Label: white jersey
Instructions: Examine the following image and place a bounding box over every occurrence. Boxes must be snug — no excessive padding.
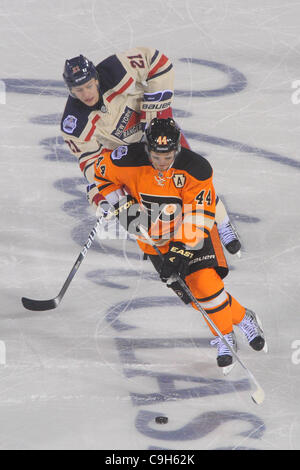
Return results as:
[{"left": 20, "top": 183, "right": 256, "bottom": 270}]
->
[{"left": 60, "top": 47, "right": 174, "bottom": 183}]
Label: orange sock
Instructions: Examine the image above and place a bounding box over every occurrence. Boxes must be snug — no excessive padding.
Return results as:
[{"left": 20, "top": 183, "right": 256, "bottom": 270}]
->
[
  {"left": 185, "top": 268, "right": 245, "bottom": 336},
  {"left": 227, "top": 293, "right": 246, "bottom": 324}
]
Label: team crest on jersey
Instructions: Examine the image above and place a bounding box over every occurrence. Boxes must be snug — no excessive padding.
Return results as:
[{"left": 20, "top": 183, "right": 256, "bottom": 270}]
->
[
  {"left": 112, "top": 106, "right": 143, "bottom": 141},
  {"left": 173, "top": 174, "right": 186, "bottom": 188},
  {"left": 140, "top": 193, "right": 182, "bottom": 224},
  {"left": 63, "top": 115, "right": 77, "bottom": 134}
]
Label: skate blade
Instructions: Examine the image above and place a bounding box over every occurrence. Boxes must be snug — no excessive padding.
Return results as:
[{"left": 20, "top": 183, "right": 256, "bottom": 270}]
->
[
  {"left": 236, "top": 250, "right": 242, "bottom": 258},
  {"left": 222, "top": 362, "right": 237, "bottom": 376}
]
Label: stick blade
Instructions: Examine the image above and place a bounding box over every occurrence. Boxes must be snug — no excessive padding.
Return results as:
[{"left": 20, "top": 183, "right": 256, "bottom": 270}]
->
[
  {"left": 251, "top": 387, "right": 265, "bottom": 405},
  {"left": 21, "top": 296, "right": 60, "bottom": 311}
]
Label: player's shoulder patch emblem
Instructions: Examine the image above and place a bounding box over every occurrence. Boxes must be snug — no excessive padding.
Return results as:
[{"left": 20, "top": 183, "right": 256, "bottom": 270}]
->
[
  {"left": 111, "top": 145, "right": 129, "bottom": 160},
  {"left": 63, "top": 115, "right": 77, "bottom": 134},
  {"left": 173, "top": 174, "right": 186, "bottom": 188}
]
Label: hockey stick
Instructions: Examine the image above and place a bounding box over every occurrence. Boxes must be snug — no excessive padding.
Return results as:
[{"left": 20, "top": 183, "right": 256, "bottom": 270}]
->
[
  {"left": 138, "top": 226, "right": 265, "bottom": 405},
  {"left": 21, "top": 217, "right": 104, "bottom": 311}
]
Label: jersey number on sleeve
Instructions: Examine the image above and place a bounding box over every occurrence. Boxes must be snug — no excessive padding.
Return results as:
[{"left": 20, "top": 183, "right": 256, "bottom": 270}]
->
[
  {"left": 127, "top": 54, "right": 145, "bottom": 69},
  {"left": 96, "top": 156, "right": 106, "bottom": 177},
  {"left": 196, "top": 189, "right": 212, "bottom": 205}
]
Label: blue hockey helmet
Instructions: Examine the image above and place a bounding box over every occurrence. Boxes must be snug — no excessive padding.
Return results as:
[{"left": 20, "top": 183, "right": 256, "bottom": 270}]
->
[{"left": 63, "top": 55, "right": 99, "bottom": 92}]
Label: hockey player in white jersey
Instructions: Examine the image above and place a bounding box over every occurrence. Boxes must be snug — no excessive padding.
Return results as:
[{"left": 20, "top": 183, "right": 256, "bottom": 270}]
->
[{"left": 61, "top": 47, "right": 241, "bottom": 254}]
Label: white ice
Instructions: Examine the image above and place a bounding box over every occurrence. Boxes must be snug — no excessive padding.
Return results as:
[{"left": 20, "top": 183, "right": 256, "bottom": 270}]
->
[{"left": 1, "top": 0, "right": 300, "bottom": 450}]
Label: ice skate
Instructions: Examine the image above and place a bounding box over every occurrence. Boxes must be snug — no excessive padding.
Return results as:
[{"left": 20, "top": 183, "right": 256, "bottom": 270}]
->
[
  {"left": 237, "top": 309, "right": 268, "bottom": 352},
  {"left": 211, "top": 331, "right": 237, "bottom": 375},
  {"left": 218, "top": 220, "right": 241, "bottom": 256}
]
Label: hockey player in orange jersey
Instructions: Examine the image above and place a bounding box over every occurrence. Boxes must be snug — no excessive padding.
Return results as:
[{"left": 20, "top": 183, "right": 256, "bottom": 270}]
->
[
  {"left": 93, "top": 118, "right": 266, "bottom": 369},
  {"left": 61, "top": 47, "right": 241, "bottom": 255}
]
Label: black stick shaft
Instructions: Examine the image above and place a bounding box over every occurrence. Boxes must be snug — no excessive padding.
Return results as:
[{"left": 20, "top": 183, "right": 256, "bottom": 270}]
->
[
  {"left": 57, "top": 217, "right": 103, "bottom": 298},
  {"left": 21, "top": 217, "right": 103, "bottom": 311}
]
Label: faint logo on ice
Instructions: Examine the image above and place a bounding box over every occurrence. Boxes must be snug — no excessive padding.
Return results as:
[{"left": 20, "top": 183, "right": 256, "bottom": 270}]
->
[
  {"left": 291, "top": 81, "right": 300, "bottom": 104},
  {"left": 0, "top": 80, "right": 6, "bottom": 104},
  {"left": 291, "top": 340, "right": 300, "bottom": 365},
  {"left": 0, "top": 341, "right": 6, "bottom": 365}
]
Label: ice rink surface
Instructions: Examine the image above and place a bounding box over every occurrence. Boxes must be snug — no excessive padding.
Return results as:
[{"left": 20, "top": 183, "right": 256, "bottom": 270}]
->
[{"left": 1, "top": 0, "right": 300, "bottom": 450}]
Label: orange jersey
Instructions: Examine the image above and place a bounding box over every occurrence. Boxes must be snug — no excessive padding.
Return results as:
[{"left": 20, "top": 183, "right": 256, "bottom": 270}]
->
[{"left": 94, "top": 143, "right": 216, "bottom": 255}]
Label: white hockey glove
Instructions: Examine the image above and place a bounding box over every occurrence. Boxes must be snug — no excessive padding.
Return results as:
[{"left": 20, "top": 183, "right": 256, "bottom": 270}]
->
[{"left": 140, "top": 90, "right": 173, "bottom": 124}]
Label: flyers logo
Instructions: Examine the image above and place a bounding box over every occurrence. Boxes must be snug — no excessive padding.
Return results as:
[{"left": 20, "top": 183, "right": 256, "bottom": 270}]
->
[{"left": 140, "top": 193, "right": 182, "bottom": 223}]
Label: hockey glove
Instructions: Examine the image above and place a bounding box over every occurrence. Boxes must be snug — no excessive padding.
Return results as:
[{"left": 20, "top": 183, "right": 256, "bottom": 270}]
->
[
  {"left": 108, "top": 195, "right": 141, "bottom": 235},
  {"left": 160, "top": 242, "right": 194, "bottom": 282},
  {"left": 86, "top": 183, "right": 105, "bottom": 209},
  {"left": 140, "top": 90, "right": 174, "bottom": 124}
]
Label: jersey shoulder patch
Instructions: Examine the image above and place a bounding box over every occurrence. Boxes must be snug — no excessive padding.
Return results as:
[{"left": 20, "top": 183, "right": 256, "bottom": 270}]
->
[
  {"left": 97, "top": 55, "right": 127, "bottom": 95},
  {"left": 110, "top": 143, "right": 150, "bottom": 167},
  {"left": 60, "top": 96, "right": 93, "bottom": 137},
  {"left": 174, "top": 148, "right": 213, "bottom": 181},
  {"left": 111, "top": 145, "right": 129, "bottom": 161},
  {"left": 62, "top": 114, "right": 77, "bottom": 134}
]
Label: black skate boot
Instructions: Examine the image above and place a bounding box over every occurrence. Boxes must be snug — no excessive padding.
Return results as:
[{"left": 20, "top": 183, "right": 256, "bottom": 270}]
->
[
  {"left": 218, "top": 220, "right": 241, "bottom": 255},
  {"left": 210, "top": 331, "right": 237, "bottom": 374},
  {"left": 237, "top": 309, "right": 267, "bottom": 352}
]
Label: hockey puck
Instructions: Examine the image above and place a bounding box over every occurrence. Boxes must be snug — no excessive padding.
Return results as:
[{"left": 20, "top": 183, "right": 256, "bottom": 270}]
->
[{"left": 155, "top": 416, "right": 168, "bottom": 424}]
